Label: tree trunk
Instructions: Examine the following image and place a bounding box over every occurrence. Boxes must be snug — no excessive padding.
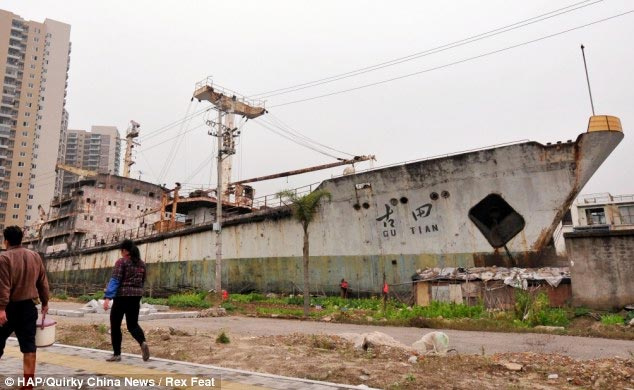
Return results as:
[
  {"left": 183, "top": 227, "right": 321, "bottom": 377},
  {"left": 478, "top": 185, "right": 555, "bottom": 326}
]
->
[{"left": 303, "top": 223, "right": 310, "bottom": 317}]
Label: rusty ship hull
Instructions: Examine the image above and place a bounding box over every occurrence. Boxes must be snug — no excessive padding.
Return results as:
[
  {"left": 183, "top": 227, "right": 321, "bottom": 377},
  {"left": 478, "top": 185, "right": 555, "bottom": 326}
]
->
[{"left": 42, "top": 117, "right": 623, "bottom": 295}]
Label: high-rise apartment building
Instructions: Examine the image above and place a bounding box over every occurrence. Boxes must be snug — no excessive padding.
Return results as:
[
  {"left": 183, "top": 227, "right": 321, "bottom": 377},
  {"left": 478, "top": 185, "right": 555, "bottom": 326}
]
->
[
  {"left": 0, "top": 9, "right": 71, "bottom": 229},
  {"left": 62, "top": 126, "right": 121, "bottom": 188}
]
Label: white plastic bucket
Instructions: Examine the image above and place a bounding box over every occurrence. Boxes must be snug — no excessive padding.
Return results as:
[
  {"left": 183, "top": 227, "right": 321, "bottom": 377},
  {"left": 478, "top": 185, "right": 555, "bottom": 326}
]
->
[{"left": 35, "top": 315, "right": 56, "bottom": 347}]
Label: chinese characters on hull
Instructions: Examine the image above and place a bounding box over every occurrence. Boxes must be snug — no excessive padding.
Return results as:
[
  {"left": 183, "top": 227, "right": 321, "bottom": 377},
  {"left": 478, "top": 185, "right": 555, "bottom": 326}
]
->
[{"left": 376, "top": 202, "right": 439, "bottom": 238}]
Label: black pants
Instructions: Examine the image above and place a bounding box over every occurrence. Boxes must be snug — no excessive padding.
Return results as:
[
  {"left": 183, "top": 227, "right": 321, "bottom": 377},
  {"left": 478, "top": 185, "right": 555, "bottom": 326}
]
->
[
  {"left": 110, "top": 296, "right": 145, "bottom": 355},
  {"left": 0, "top": 299, "right": 38, "bottom": 358}
]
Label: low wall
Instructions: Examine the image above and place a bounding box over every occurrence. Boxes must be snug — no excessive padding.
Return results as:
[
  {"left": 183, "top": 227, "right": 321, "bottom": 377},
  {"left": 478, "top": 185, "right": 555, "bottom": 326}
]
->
[{"left": 565, "top": 229, "right": 634, "bottom": 310}]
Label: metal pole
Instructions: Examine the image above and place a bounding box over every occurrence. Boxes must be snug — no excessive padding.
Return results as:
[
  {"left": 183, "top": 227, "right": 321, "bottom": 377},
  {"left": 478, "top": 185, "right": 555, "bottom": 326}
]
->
[
  {"left": 580, "top": 44, "right": 596, "bottom": 116},
  {"left": 215, "top": 109, "right": 223, "bottom": 301}
]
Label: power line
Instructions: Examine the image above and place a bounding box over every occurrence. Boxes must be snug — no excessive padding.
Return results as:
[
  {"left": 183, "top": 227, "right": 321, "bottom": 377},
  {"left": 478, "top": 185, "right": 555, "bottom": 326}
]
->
[
  {"left": 252, "top": 0, "right": 602, "bottom": 99},
  {"left": 138, "top": 106, "right": 209, "bottom": 142},
  {"left": 253, "top": 119, "right": 347, "bottom": 160},
  {"left": 141, "top": 123, "right": 207, "bottom": 152},
  {"left": 158, "top": 101, "right": 196, "bottom": 182},
  {"left": 265, "top": 113, "right": 356, "bottom": 158},
  {"left": 271, "top": 10, "right": 633, "bottom": 108}
]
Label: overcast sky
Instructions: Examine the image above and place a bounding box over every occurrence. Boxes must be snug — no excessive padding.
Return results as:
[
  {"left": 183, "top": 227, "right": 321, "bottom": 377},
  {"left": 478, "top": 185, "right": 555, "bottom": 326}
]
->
[{"left": 5, "top": 0, "right": 634, "bottom": 199}]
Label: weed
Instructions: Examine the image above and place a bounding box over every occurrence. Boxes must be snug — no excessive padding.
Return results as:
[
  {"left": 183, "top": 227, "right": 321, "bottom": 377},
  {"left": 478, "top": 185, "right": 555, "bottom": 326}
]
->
[
  {"left": 221, "top": 301, "right": 237, "bottom": 312},
  {"left": 97, "top": 324, "right": 107, "bottom": 334},
  {"left": 77, "top": 291, "right": 105, "bottom": 303},
  {"left": 54, "top": 292, "right": 68, "bottom": 300},
  {"left": 310, "top": 335, "right": 337, "bottom": 350},
  {"left": 216, "top": 331, "right": 230, "bottom": 344},
  {"left": 600, "top": 314, "right": 624, "bottom": 325},
  {"left": 515, "top": 290, "right": 569, "bottom": 327}
]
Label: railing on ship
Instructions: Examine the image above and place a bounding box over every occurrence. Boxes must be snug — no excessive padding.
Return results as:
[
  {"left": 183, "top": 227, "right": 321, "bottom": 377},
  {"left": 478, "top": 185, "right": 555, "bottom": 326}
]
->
[{"left": 43, "top": 182, "right": 321, "bottom": 252}]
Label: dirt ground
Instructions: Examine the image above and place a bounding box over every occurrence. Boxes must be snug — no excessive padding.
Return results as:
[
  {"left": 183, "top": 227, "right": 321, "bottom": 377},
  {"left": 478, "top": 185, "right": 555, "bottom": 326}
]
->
[{"left": 56, "top": 322, "right": 634, "bottom": 390}]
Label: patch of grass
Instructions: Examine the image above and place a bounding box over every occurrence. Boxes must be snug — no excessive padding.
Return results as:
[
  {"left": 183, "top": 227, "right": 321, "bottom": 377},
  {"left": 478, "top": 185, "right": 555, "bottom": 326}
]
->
[
  {"left": 216, "top": 331, "right": 230, "bottom": 344},
  {"left": 142, "top": 297, "right": 169, "bottom": 305},
  {"left": 77, "top": 291, "right": 105, "bottom": 302},
  {"left": 573, "top": 307, "right": 591, "bottom": 317},
  {"left": 167, "top": 292, "right": 210, "bottom": 308},
  {"left": 257, "top": 307, "right": 303, "bottom": 317},
  {"left": 601, "top": 314, "right": 624, "bottom": 325},
  {"left": 221, "top": 301, "right": 237, "bottom": 312},
  {"left": 54, "top": 292, "right": 68, "bottom": 300},
  {"left": 229, "top": 293, "right": 266, "bottom": 303},
  {"left": 285, "top": 296, "right": 304, "bottom": 306}
]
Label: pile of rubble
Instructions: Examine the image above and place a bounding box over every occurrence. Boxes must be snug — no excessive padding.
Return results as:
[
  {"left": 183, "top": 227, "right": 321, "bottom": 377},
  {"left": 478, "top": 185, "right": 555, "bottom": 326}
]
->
[{"left": 339, "top": 330, "right": 451, "bottom": 358}]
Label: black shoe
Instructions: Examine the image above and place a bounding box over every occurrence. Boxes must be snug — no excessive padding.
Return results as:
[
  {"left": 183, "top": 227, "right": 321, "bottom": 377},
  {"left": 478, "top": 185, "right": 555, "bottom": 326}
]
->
[
  {"left": 141, "top": 342, "right": 150, "bottom": 361},
  {"left": 106, "top": 354, "right": 121, "bottom": 362}
]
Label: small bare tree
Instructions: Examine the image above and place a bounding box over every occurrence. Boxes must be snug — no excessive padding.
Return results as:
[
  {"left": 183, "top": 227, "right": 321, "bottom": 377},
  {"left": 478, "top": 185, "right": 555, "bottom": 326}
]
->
[{"left": 278, "top": 189, "right": 332, "bottom": 317}]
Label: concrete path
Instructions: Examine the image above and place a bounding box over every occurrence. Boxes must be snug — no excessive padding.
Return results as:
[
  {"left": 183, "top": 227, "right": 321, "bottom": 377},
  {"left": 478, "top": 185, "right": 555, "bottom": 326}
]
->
[
  {"left": 49, "top": 301, "right": 634, "bottom": 361},
  {"left": 0, "top": 338, "right": 371, "bottom": 390}
]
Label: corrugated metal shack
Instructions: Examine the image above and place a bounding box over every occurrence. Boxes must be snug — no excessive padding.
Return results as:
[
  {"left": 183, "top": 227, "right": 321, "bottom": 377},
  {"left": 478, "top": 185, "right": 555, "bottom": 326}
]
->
[{"left": 412, "top": 267, "right": 571, "bottom": 310}]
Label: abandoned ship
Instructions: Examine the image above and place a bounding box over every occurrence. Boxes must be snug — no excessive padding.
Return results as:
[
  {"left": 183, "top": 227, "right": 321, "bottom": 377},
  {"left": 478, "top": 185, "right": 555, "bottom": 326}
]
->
[{"left": 33, "top": 113, "right": 623, "bottom": 296}]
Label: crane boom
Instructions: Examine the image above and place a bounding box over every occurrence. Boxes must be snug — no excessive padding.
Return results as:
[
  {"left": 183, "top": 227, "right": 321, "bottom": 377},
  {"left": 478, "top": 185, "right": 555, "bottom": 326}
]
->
[
  {"left": 229, "top": 155, "right": 375, "bottom": 186},
  {"left": 55, "top": 163, "right": 98, "bottom": 179}
]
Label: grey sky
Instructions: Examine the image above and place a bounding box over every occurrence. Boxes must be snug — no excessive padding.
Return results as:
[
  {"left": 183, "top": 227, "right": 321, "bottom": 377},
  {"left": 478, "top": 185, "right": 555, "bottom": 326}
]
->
[{"left": 5, "top": 0, "right": 634, "bottom": 199}]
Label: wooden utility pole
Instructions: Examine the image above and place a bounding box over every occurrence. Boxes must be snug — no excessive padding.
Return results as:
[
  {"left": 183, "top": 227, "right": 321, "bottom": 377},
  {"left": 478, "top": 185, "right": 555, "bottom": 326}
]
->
[{"left": 193, "top": 77, "right": 266, "bottom": 300}]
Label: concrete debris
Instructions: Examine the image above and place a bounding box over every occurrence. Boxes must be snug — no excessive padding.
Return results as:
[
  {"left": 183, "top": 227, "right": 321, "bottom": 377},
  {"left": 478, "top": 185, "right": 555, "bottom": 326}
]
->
[
  {"left": 75, "top": 300, "right": 168, "bottom": 315},
  {"left": 628, "top": 318, "right": 634, "bottom": 327},
  {"left": 56, "top": 310, "right": 85, "bottom": 318},
  {"left": 321, "top": 316, "right": 332, "bottom": 322},
  {"left": 534, "top": 326, "right": 565, "bottom": 332},
  {"left": 169, "top": 327, "right": 191, "bottom": 336},
  {"left": 339, "top": 331, "right": 410, "bottom": 351},
  {"left": 408, "top": 356, "right": 418, "bottom": 364},
  {"left": 414, "top": 266, "right": 570, "bottom": 289},
  {"left": 359, "top": 375, "right": 370, "bottom": 381},
  {"left": 502, "top": 362, "right": 523, "bottom": 371},
  {"left": 412, "top": 331, "right": 450, "bottom": 355},
  {"left": 198, "top": 308, "right": 227, "bottom": 318},
  {"left": 548, "top": 374, "right": 559, "bottom": 380},
  {"left": 141, "top": 312, "right": 199, "bottom": 320}
]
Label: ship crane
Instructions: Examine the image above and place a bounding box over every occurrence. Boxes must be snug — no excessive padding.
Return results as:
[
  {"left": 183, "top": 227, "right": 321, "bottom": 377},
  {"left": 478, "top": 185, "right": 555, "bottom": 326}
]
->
[
  {"left": 55, "top": 163, "right": 98, "bottom": 180},
  {"left": 123, "top": 120, "right": 141, "bottom": 178},
  {"left": 228, "top": 155, "right": 375, "bottom": 187},
  {"left": 136, "top": 183, "right": 182, "bottom": 232}
]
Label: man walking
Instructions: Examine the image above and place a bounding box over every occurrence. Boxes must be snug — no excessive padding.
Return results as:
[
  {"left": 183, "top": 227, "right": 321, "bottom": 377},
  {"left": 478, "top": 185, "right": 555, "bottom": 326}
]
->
[{"left": 0, "top": 226, "right": 50, "bottom": 389}]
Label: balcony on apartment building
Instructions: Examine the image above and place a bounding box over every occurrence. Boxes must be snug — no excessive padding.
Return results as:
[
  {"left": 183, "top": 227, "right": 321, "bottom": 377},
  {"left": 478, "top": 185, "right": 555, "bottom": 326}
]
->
[{"left": 0, "top": 125, "right": 12, "bottom": 139}]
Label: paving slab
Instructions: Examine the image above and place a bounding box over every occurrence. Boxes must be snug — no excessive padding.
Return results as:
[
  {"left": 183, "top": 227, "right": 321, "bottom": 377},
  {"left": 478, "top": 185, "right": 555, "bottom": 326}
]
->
[{"left": 0, "top": 338, "right": 372, "bottom": 390}]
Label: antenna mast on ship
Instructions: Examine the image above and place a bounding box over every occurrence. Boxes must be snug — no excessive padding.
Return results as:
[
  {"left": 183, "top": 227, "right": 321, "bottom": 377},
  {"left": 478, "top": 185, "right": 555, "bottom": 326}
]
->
[
  {"left": 192, "top": 77, "right": 266, "bottom": 301},
  {"left": 123, "top": 120, "right": 141, "bottom": 178}
]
